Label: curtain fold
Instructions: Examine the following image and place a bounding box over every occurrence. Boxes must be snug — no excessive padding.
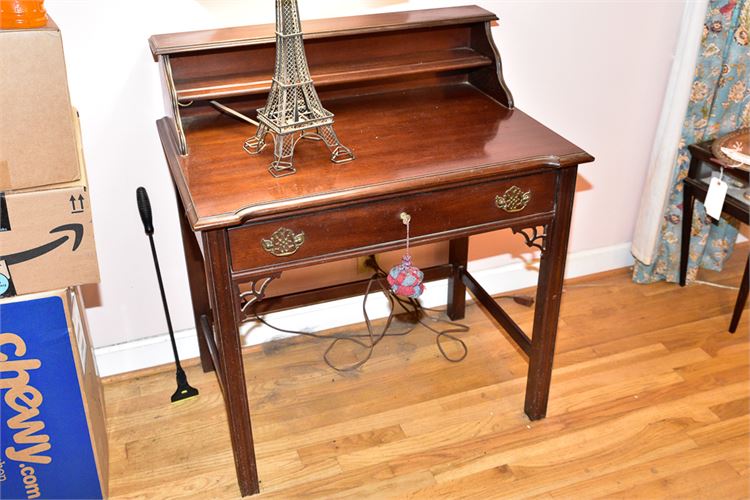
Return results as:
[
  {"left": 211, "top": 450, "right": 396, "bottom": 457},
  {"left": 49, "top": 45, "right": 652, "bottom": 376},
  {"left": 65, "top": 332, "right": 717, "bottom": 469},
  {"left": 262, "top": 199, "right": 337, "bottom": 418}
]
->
[
  {"left": 633, "top": 0, "right": 749, "bottom": 284},
  {"left": 631, "top": 0, "right": 708, "bottom": 266}
]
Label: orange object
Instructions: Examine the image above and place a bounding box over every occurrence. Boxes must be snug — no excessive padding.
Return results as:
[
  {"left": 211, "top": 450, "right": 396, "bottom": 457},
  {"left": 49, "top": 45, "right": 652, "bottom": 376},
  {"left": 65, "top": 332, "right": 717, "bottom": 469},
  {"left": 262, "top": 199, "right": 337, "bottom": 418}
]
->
[{"left": 0, "top": 0, "right": 47, "bottom": 29}]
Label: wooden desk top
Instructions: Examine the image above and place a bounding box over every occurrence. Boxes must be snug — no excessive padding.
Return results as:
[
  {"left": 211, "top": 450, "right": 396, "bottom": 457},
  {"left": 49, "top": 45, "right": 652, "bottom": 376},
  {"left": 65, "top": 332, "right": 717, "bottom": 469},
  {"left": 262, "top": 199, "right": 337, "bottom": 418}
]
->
[{"left": 160, "top": 84, "right": 594, "bottom": 230}]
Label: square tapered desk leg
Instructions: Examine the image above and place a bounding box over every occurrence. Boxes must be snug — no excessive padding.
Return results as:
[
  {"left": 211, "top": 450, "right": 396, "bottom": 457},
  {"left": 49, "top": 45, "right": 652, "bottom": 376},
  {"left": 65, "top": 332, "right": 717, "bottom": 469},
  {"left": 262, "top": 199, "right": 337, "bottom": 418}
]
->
[
  {"left": 204, "top": 230, "right": 261, "bottom": 496},
  {"left": 729, "top": 256, "right": 749, "bottom": 333},
  {"left": 679, "top": 157, "right": 701, "bottom": 287},
  {"left": 524, "top": 166, "right": 578, "bottom": 420},
  {"left": 175, "top": 191, "right": 215, "bottom": 373},
  {"left": 679, "top": 182, "right": 695, "bottom": 287},
  {"left": 447, "top": 237, "right": 470, "bottom": 320}
]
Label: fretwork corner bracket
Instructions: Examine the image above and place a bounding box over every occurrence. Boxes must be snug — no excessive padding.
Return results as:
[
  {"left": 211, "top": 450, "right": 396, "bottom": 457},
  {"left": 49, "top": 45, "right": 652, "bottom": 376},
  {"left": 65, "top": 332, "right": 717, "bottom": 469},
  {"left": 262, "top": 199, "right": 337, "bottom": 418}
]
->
[
  {"left": 512, "top": 225, "right": 548, "bottom": 252},
  {"left": 239, "top": 274, "right": 281, "bottom": 312}
]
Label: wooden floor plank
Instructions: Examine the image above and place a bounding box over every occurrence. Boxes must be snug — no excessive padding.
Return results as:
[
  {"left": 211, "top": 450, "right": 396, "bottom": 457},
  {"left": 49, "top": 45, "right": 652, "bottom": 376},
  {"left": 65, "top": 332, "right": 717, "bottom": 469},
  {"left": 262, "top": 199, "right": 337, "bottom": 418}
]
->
[
  {"left": 601, "top": 460, "right": 742, "bottom": 499},
  {"left": 105, "top": 245, "right": 750, "bottom": 498}
]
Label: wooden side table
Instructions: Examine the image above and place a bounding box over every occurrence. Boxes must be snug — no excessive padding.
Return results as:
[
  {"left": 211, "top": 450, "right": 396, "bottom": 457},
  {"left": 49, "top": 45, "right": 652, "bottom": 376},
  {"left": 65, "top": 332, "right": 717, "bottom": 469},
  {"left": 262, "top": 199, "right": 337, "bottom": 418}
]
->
[{"left": 680, "top": 139, "right": 749, "bottom": 332}]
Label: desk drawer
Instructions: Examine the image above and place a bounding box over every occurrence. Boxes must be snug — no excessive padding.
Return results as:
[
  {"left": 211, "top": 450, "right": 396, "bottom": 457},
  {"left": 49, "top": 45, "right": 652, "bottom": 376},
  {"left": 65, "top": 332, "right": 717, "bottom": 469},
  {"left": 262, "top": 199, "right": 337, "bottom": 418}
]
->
[{"left": 229, "top": 171, "right": 557, "bottom": 272}]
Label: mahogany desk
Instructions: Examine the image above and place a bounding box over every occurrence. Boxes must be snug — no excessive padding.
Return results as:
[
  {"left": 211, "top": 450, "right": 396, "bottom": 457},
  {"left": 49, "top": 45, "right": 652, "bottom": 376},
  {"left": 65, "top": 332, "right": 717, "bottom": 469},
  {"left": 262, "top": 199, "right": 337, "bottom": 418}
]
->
[{"left": 150, "top": 6, "right": 594, "bottom": 496}]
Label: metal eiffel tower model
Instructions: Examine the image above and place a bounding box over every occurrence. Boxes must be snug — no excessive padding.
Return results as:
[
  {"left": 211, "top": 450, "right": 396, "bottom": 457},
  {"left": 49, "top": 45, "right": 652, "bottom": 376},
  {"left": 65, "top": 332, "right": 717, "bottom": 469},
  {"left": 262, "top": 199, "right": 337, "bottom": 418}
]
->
[{"left": 243, "top": 0, "right": 355, "bottom": 177}]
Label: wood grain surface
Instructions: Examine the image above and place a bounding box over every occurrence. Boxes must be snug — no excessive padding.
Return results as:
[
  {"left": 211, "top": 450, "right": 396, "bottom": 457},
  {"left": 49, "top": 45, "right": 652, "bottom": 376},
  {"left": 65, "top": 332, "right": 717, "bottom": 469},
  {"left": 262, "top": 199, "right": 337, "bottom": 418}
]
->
[
  {"left": 227, "top": 170, "right": 556, "bottom": 274},
  {"left": 149, "top": 6, "right": 497, "bottom": 58},
  {"left": 161, "top": 84, "right": 591, "bottom": 230},
  {"left": 173, "top": 47, "right": 492, "bottom": 102},
  {"left": 104, "top": 245, "right": 750, "bottom": 499}
]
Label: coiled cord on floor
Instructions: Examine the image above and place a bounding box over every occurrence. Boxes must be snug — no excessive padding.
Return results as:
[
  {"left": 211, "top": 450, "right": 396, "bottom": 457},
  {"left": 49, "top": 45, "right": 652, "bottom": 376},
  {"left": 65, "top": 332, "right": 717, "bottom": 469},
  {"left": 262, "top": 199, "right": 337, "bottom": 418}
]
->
[
  {"left": 253, "top": 262, "right": 470, "bottom": 371},
  {"left": 251, "top": 258, "right": 535, "bottom": 372}
]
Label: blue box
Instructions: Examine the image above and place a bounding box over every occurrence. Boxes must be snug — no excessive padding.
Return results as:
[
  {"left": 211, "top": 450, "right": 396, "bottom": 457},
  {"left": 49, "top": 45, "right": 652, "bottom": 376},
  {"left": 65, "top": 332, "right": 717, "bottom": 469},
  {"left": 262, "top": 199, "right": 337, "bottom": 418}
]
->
[{"left": 0, "top": 288, "right": 107, "bottom": 499}]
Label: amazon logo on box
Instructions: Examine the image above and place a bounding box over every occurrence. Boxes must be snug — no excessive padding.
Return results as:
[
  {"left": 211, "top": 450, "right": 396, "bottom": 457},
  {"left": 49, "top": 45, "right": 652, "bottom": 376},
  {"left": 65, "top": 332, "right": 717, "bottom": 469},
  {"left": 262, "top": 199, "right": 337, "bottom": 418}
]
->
[{"left": 0, "top": 185, "right": 99, "bottom": 298}]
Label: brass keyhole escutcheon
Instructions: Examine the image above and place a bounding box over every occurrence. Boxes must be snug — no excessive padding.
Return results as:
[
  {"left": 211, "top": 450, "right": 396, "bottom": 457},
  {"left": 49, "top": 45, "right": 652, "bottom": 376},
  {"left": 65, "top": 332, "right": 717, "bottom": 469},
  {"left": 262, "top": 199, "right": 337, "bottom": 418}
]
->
[{"left": 495, "top": 186, "right": 531, "bottom": 213}]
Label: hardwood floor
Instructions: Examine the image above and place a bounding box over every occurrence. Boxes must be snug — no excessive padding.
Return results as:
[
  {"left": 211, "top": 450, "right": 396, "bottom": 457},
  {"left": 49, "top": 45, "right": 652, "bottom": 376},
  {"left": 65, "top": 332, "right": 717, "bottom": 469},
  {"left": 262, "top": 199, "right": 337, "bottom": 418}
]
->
[{"left": 105, "top": 247, "right": 749, "bottom": 499}]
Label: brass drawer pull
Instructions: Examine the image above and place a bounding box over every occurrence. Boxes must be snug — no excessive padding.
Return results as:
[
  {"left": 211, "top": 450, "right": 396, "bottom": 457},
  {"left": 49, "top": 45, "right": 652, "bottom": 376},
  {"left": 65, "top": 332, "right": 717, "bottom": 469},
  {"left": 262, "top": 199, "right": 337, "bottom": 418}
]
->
[
  {"left": 495, "top": 186, "right": 531, "bottom": 213},
  {"left": 261, "top": 227, "right": 305, "bottom": 257}
]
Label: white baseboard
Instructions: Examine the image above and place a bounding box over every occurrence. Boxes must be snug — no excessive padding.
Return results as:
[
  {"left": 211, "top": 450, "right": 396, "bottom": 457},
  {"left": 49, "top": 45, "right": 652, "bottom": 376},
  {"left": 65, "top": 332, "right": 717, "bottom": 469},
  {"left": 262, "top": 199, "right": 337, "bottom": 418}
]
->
[{"left": 94, "top": 243, "right": 634, "bottom": 377}]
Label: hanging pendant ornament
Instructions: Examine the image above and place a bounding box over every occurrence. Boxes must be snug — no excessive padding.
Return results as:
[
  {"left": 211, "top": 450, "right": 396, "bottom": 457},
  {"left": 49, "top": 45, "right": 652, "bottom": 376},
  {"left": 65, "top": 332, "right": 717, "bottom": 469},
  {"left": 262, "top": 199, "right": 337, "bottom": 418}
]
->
[{"left": 388, "top": 212, "right": 425, "bottom": 298}]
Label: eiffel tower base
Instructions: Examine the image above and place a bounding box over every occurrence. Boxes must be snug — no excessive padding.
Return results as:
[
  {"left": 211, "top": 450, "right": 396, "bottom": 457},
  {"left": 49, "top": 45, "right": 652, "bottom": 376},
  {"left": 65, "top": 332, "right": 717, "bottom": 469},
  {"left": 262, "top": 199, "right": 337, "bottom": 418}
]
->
[{"left": 243, "top": 124, "right": 355, "bottom": 178}]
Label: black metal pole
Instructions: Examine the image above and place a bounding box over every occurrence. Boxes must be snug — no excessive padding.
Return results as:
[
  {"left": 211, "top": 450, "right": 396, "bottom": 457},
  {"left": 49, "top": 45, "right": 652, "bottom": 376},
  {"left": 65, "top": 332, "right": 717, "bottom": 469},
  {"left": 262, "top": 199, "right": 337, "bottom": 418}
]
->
[
  {"left": 136, "top": 187, "right": 198, "bottom": 403},
  {"left": 147, "top": 234, "right": 183, "bottom": 371}
]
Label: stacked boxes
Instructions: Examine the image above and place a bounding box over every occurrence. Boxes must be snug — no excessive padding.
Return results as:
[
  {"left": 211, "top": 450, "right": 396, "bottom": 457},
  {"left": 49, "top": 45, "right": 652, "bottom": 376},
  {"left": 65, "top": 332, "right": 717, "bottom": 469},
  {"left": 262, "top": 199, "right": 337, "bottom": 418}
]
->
[
  {"left": 0, "top": 17, "right": 107, "bottom": 499},
  {"left": 0, "top": 18, "right": 99, "bottom": 297}
]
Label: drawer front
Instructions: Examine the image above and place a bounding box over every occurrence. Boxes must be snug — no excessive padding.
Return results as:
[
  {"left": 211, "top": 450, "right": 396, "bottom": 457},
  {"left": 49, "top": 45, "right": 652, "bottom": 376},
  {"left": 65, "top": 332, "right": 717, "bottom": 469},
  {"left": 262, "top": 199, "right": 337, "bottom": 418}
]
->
[{"left": 229, "top": 171, "right": 557, "bottom": 272}]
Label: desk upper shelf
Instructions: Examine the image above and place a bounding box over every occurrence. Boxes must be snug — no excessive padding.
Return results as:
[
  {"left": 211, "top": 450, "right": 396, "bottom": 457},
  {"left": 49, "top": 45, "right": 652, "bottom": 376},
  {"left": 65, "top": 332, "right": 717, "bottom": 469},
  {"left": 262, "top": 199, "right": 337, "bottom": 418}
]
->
[
  {"left": 149, "top": 6, "right": 500, "bottom": 59},
  {"left": 152, "top": 6, "right": 593, "bottom": 231}
]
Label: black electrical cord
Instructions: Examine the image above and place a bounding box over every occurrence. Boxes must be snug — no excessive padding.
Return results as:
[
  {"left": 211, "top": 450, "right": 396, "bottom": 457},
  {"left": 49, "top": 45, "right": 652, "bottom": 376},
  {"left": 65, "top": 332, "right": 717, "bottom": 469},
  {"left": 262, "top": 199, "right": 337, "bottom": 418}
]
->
[
  {"left": 253, "top": 264, "right": 469, "bottom": 371},
  {"left": 251, "top": 257, "right": 534, "bottom": 372}
]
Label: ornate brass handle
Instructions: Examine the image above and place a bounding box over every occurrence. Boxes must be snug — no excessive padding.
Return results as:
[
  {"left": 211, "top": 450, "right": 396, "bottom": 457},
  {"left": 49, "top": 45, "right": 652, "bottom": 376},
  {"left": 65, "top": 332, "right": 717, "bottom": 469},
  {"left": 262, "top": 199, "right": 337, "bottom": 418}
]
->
[
  {"left": 261, "top": 227, "right": 305, "bottom": 257},
  {"left": 495, "top": 186, "right": 531, "bottom": 213}
]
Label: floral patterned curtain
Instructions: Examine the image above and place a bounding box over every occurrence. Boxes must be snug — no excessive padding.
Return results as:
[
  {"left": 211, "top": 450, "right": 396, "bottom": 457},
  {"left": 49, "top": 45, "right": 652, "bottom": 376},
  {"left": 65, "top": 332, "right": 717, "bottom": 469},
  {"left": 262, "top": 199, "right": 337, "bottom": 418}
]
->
[{"left": 633, "top": 0, "right": 749, "bottom": 284}]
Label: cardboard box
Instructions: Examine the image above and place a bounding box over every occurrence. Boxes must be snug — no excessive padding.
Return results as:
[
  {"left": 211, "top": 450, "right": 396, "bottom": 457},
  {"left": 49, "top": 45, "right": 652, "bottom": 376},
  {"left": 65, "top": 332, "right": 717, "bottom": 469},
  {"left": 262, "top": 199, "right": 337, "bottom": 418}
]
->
[
  {"left": 0, "top": 108, "right": 99, "bottom": 297},
  {"left": 0, "top": 181, "right": 99, "bottom": 297},
  {"left": 0, "top": 17, "right": 81, "bottom": 191},
  {"left": 0, "top": 288, "right": 108, "bottom": 499}
]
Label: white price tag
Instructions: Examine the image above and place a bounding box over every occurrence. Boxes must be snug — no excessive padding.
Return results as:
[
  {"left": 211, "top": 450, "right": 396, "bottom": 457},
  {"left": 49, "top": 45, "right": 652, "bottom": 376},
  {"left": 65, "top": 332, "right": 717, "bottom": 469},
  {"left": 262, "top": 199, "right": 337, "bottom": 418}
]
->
[{"left": 704, "top": 176, "right": 728, "bottom": 219}]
